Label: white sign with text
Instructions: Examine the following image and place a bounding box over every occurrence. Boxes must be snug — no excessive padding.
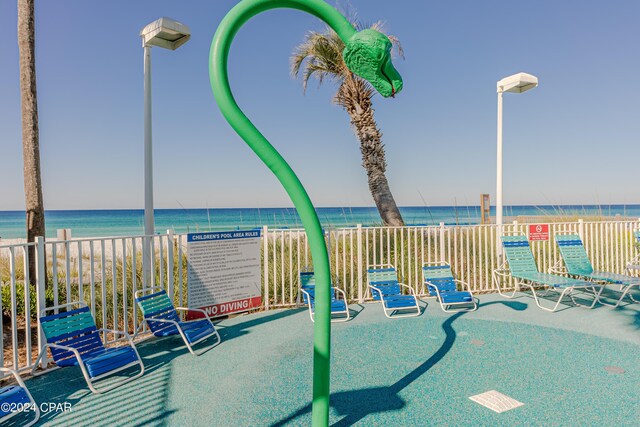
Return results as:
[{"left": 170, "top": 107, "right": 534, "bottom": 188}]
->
[{"left": 187, "top": 230, "right": 262, "bottom": 318}]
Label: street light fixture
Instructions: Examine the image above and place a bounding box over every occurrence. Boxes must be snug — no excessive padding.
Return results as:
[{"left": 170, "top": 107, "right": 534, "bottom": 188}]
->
[
  {"left": 496, "top": 72, "right": 538, "bottom": 253},
  {"left": 140, "top": 17, "right": 190, "bottom": 286}
]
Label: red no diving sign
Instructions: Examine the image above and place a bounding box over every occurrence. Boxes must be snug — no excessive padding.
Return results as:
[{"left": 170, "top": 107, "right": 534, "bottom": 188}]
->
[{"left": 528, "top": 224, "right": 549, "bottom": 241}]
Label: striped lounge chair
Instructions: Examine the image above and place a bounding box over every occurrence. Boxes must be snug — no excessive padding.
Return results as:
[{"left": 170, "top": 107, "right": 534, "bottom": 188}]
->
[
  {"left": 367, "top": 265, "right": 420, "bottom": 318},
  {"left": 493, "top": 234, "right": 601, "bottom": 312},
  {"left": 298, "top": 271, "right": 350, "bottom": 323},
  {"left": 422, "top": 262, "right": 477, "bottom": 312},
  {"left": 32, "top": 302, "right": 144, "bottom": 393},
  {"left": 555, "top": 234, "right": 639, "bottom": 307},
  {"left": 0, "top": 368, "right": 39, "bottom": 427},
  {"left": 135, "top": 287, "right": 221, "bottom": 356}
]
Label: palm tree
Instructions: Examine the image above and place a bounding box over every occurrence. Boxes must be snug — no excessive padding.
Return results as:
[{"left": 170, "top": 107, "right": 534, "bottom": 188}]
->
[
  {"left": 18, "top": 0, "right": 45, "bottom": 283},
  {"left": 291, "top": 22, "right": 405, "bottom": 226}
]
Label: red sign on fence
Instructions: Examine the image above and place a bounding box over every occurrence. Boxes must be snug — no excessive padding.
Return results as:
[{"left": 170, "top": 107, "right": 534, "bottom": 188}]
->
[{"left": 528, "top": 224, "right": 549, "bottom": 241}]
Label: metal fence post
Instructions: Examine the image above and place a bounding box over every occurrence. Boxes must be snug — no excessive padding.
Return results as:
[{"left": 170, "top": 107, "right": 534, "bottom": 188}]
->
[
  {"left": 578, "top": 219, "right": 584, "bottom": 240},
  {"left": 167, "top": 230, "right": 175, "bottom": 300},
  {"left": 263, "top": 225, "right": 269, "bottom": 310},
  {"left": 439, "top": 222, "right": 446, "bottom": 261},
  {"left": 357, "top": 224, "right": 363, "bottom": 303},
  {"left": 35, "top": 236, "right": 49, "bottom": 368}
]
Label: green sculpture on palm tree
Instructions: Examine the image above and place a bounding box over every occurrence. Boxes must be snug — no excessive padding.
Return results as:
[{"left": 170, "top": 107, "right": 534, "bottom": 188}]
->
[{"left": 209, "top": 1, "right": 402, "bottom": 425}]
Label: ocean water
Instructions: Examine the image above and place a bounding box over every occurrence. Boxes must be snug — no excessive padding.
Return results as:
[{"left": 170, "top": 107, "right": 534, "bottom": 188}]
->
[{"left": 0, "top": 205, "right": 638, "bottom": 239}]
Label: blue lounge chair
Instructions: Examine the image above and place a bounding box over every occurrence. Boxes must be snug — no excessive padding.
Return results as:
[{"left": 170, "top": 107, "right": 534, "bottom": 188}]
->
[
  {"left": 493, "top": 234, "right": 601, "bottom": 312},
  {"left": 422, "top": 262, "right": 477, "bottom": 312},
  {"left": 299, "top": 272, "right": 349, "bottom": 322},
  {"left": 0, "top": 368, "right": 39, "bottom": 427},
  {"left": 32, "top": 302, "right": 144, "bottom": 393},
  {"left": 134, "top": 287, "right": 221, "bottom": 356},
  {"left": 367, "top": 265, "right": 420, "bottom": 318},
  {"left": 554, "top": 234, "right": 639, "bottom": 307}
]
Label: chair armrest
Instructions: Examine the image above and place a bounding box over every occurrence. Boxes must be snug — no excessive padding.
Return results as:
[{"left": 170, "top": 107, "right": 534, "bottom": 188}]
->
[
  {"left": 453, "top": 279, "right": 474, "bottom": 293},
  {"left": 367, "top": 284, "right": 385, "bottom": 300},
  {"left": 175, "top": 307, "right": 211, "bottom": 319},
  {"left": 332, "top": 287, "right": 347, "bottom": 300},
  {"left": 44, "top": 342, "right": 86, "bottom": 365},
  {"left": 547, "top": 266, "right": 567, "bottom": 275},
  {"left": 0, "top": 367, "right": 30, "bottom": 390},
  {"left": 175, "top": 307, "right": 217, "bottom": 327},
  {"left": 492, "top": 268, "right": 510, "bottom": 278},
  {"left": 626, "top": 254, "right": 640, "bottom": 270},
  {"left": 299, "top": 288, "right": 312, "bottom": 298},
  {"left": 424, "top": 281, "right": 441, "bottom": 297},
  {"left": 141, "top": 317, "right": 180, "bottom": 326},
  {"left": 45, "top": 342, "right": 79, "bottom": 353},
  {"left": 97, "top": 328, "right": 133, "bottom": 341},
  {"left": 398, "top": 283, "right": 417, "bottom": 296}
]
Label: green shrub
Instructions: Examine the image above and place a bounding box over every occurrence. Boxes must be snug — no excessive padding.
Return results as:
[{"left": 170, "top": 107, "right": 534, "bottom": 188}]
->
[{"left": 1, "top": 282, "right": 57, "bottom": 318}]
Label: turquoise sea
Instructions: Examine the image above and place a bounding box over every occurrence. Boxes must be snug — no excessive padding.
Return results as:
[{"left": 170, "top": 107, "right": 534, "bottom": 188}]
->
[{"left": 0, "top": 205, "right": 638, "bottom": 239}]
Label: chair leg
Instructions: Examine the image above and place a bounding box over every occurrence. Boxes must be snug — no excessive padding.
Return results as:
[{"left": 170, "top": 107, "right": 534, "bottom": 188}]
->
[
  {"left": 177, "top": 325, "right": 222, "bottom": 356},
  {"left": 132, "top": 320, "right": 148, "bottom": 340},
  {"left": 570, "top": 284, "right": 602, "bottom": 309},
  {"left": 522, "top": 284, "right": 566, "bottom": 312},
  {"left": 494, "top": 272, "right": 519, "bottom": 299},
  {"left": 383, "top": 298, "right": 421, "bottom": 318},
  {"left": 441, "top": 300, "right": 478, "bottom": 313},
  {"left": 31, "top": 345, "right": 50, "bottom": 376},
  {"left": 4, "top": 369, "right": 40, "bottom": 427},
  {"left": 598, "top": 284, "right": 639, "bottom": 308}
]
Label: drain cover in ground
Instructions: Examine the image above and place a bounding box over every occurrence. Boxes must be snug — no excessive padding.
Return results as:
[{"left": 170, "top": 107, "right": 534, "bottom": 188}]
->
[
  {"left": 604, "top": 366, "right": 625, "bottom": 374},
  {"left": 469, "top": 390, "right": 524, "bottom": 413}
]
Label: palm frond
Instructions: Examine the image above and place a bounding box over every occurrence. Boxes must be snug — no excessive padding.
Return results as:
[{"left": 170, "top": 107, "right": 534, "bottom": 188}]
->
[{"left": 290, "top": 28, "right": 349, "bottom": 92}]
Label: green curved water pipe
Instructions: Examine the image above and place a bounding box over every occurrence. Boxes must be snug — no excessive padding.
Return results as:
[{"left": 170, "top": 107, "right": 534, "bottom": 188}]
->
[{"left": 209, "top": 1, "right": 402, "bottom": 425}]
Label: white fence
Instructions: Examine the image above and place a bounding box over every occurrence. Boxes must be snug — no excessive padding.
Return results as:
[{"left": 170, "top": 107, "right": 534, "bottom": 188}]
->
[{"left": 1, "top": 219, "right": 639, "bottom": 372}]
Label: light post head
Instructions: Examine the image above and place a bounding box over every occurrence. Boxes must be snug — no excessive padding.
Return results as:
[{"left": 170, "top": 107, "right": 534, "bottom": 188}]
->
[
  {"left": 140, "top": 17, "right": 191, "bottom": 50},
  {"left": 497, "top": 72, "right": 538, "bottom": 94}
]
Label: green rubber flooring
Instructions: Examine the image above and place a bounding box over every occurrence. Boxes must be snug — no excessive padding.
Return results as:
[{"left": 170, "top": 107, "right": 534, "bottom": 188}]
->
[{"left": 15, "top": 292, "right": 640, "bottom": 426}]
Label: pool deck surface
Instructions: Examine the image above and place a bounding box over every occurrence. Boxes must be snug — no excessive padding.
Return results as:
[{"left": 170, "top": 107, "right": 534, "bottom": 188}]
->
[{"left": 10, "top": 290, "right": 640, "bottom": 426}]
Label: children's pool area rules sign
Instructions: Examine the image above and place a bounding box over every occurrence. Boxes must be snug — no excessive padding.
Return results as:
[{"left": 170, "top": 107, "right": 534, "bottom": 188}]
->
[
  {"left": 187, "top": 230, "right": 262, "bottom": 317},
  {"left": 528, "top": 224, "right": 550, "bottom": 241}
]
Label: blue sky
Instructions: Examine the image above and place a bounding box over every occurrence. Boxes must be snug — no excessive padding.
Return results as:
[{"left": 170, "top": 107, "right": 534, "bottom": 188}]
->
[{"left": 1, "top": 0, "right": 638, "bottom": 210}]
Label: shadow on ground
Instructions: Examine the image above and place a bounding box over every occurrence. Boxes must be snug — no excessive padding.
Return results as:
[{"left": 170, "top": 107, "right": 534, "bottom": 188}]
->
[
  {"left": 218, "top": 307, "right": 306, "bottom": 341},
  {"left": 271, "top": 300, "right": 527, "bottom": 427},
  {"left": 26, "top": 337, "right": 184, "bottom": 426}
]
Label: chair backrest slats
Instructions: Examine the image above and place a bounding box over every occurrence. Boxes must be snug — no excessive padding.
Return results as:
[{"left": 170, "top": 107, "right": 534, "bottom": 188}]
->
[
  {"left": 136, "top": 291, "right": 180, "bottom": 323},
  {"left": 422, "top": 265, "right": 457, "bottom": 294},
  {"left": 300, "top": 272, "right": 315, "bottom": 288},
  {"left": 40, "top": 305, "right": 103, "bottom": 363},
  {"left": 501, "top": 236, "right": 539, "bottom": 277},
  {"left": 367, "top": 267, "right": 401, "bottom": 299},
  {"left": 299, "top": 272, "right": 336, "bottom": 304},
  {"left": 555, "top": 234, "right": 594, "bottom": 275}
]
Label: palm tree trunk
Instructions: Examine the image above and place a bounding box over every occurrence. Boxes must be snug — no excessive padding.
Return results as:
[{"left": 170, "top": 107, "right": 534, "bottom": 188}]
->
[
  {"left": 18, "top": 0, "right": 45, "bottom": 284},
  {"left": 346, "top": 94, "right": 404, "bottom": 226}
]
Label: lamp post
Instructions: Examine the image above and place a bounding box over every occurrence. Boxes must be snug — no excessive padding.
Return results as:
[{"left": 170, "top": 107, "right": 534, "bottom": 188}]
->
[
  {"left": 496, "top": 72, "right": 538, "bottom": 255},
  {"left": 140, "top": 17, "right": 190, "bottom": 286}
]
